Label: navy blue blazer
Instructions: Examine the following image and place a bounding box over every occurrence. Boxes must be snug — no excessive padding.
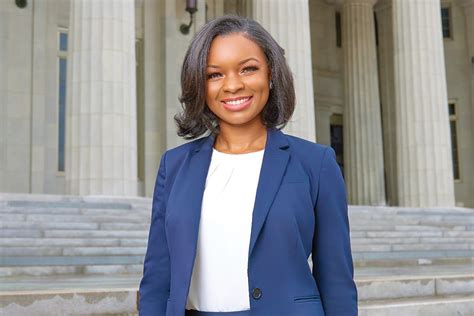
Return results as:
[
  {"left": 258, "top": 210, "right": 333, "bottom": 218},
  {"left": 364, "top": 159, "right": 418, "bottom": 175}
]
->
[{"left": 139, "top": 128, "right": 358, "bottom": 316}]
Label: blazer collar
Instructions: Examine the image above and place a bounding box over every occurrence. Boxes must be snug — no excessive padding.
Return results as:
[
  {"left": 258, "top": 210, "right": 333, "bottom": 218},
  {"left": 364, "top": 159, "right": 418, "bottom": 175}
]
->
[{"left": 193, "top": 127, "right": 289, "bottom": 153}]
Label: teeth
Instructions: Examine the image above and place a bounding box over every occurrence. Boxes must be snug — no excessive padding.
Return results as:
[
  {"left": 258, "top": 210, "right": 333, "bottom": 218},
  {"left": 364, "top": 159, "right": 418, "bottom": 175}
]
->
[{"left": 225, "top": 97, "right": 249, "bottom": 105}]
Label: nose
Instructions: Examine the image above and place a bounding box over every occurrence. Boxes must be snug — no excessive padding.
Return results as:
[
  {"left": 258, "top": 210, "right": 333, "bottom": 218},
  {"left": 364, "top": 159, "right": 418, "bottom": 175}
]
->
[{"left": 223, "top": 74, "right": 244, "bottom": 93}]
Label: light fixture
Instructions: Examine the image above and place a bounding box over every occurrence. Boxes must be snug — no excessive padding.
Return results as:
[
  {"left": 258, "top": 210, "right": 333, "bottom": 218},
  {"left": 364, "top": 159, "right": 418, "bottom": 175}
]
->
[
  {"left": 15, "top": 0, "right": 27, "bottom": 8},
  {"left": 180, "top": 0, "right": 198, "bottom": 35}
]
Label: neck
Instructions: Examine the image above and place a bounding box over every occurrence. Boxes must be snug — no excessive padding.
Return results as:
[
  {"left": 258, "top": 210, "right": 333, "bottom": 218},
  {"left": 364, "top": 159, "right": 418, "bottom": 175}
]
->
[{"left": 214, "top": 122, "right": 267, "bottom": 154}]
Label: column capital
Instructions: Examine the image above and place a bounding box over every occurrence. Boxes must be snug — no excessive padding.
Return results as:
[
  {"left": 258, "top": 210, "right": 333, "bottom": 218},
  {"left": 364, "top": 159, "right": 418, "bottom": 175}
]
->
[{"left": 457, "top": 0, "right": 474, "bottom": 8}]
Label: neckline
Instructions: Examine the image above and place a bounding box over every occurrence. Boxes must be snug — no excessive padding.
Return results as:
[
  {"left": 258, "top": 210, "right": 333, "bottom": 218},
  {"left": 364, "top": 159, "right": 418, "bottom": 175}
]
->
[{"left": 212, "top": 148, "right": 265, "bottom": 156}]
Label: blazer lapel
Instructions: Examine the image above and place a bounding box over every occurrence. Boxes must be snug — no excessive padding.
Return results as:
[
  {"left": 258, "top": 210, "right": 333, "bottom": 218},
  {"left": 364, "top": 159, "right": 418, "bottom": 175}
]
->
[
  {"left": 248, "top": 128, "right": 290, "bottom": 257},
  {"left": 180, "top": 134, "right": 215, "bottom": 290}
]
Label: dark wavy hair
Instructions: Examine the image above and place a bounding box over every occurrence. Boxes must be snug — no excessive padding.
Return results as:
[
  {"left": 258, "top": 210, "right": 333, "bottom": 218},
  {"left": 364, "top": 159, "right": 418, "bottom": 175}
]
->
[{"left": 174, "top": 15, "right": 295, "bottom": 140}]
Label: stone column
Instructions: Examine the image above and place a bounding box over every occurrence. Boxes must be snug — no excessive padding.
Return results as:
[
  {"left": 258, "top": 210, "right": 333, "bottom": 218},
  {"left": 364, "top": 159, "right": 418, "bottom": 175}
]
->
[
  {"left": 0, "top": 1, "right": 33, "bottom": 193},
  {"left": 165, "top": 0, "right": 206, "bottom": 149},
  {"left": 142, "top": 0, "right": 167, "bottom": 197},
  {"left": 375, "top": 0, "right": 398, "bottom": 205},
  {"left": 341, "top": 0, "right": 386, "bottom": 205},
  {"left": 458, "top": 0, "right": 474, "bottom": 197},
  {"left": 66, "top": 0, "right": 138, "bottom": 196},
  {"left": 392, "top": 0, "right": 455, "bottom": 206},
  {"left": 252, "top": 0, "right": 317, "bottom": 142}
]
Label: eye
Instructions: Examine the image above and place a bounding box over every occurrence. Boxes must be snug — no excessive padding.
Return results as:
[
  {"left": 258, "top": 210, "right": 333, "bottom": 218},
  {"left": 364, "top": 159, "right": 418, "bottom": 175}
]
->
[
  {"left": 207, "top": 72, "right": 222, "bottom": 79},
  {"left": 241, "top": 66, "right": 259, "bottom": 74}
]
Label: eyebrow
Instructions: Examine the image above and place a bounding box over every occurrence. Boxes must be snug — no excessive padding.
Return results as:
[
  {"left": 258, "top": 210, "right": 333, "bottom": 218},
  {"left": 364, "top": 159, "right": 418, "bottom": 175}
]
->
[{"left": 207, "top": 57, "right": 260, "bottom": 69}]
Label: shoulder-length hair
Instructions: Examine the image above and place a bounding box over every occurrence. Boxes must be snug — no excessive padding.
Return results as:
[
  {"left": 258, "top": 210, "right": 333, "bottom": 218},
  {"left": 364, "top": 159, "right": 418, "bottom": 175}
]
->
[{"left": 175, "top": 14, "right": 295, "bottom": 140}]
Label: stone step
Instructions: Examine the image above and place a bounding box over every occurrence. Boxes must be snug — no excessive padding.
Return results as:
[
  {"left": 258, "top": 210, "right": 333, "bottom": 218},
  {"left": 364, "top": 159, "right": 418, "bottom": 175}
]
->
[
  {"left": 359, "top": 295, "right": 474, "bottom": 316},
  {"left": 355, "top": 231, "right": 474, "bottom": 238},
  {"left": 2, "top": 238, "right": 470, "bottom": 251},
  {"left": 0, "top": 247, "right": 147, "bottom": 257},
  {"left": 351, "top": 244, "right": 473, "bottom": 252},
  {"left": 354, "top": 253, "right": 473, "bottom": 268},
  {"left": 6, "top": 214, "right": 147, "bottom": 223},
  {"left": 0, "top": 208, "right": 150, "bottom": 216},
  {"left": 350, "top": 224, "right": 470, "bottom": 232},
  {"left": 0, "top": 229, "right": 149, "bottom": 238},
  {"left": 0, "top": 273, "right": 472, "bottom": 315},
  {"left": 44, "top": 230, "right": 148, "bottom": 238},
  {"left": 356, "top": 274, "right": 474, "bottom": 301},
  {"left": 5, "top": 200, "right": 133, "bottom": 210},
  {"left": 0, "top": 256, "right": 144, "bottom": 269},
  {"left": 0, "top": 238, "right": 147, "bottom": 247},
  {"left": 351, "top": 237, "right": 474, "bottom": 244},
  {"left": 0, "top": 221, "right": 99, "bottom": 230},
  {"left": 0, "top": 264, "right": 144, "bottom": 277},
  {"left": 0, "top": 221, "right": 150, "bottom": 231},
  {"left": 1, "top": 254, "right": 471, "bottom": 276},
  {"left": 354, "top": 250, "right": 474, "bottom": 259},
  {"left": 0, "top": 288, "right": 138, "bottom": 316}
]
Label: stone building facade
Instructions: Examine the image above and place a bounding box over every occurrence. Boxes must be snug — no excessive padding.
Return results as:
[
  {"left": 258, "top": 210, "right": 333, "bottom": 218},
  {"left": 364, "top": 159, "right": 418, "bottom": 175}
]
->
[{"left": 0, "top": 0, "right": 472, "bottom": 207}]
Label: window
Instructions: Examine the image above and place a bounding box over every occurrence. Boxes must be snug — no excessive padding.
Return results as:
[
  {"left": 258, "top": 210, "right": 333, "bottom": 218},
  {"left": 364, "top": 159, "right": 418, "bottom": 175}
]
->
[
  {"left": 330, "top": 114, "right": 344, "bottom": 176},
  {"left": 448, "top": 102, "right": 460, "bottom": 180},
  {"left": 335, "top": 12, "right": 341, "bottom": 48},
  {"left": 57, "top": 30, "right": 68, "bottom": 172},
  {"left": 441, "top": 6, "right": 452, "bottom": 39}
]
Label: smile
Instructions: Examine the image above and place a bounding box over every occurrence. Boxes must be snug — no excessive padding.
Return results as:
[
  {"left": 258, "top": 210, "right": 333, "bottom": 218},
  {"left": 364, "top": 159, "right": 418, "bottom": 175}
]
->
[
  {"left": 222, "top": 96, "right": 252, "bottom": 105},
  {"left": 221, "top": 96, "right": 253, "bottom": 112}
]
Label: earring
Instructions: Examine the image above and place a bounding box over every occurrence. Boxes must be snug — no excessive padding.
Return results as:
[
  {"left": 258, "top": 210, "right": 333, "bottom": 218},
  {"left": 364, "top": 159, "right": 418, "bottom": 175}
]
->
[{"left": 269, "top": 81, "right": 273, "bottom": 90}]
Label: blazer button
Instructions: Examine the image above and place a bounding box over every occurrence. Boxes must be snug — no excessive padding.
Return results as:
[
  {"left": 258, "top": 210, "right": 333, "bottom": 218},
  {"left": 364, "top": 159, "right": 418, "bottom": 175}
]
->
[{"left": 252, "top": 288, "right": 262, "bottom": 300}]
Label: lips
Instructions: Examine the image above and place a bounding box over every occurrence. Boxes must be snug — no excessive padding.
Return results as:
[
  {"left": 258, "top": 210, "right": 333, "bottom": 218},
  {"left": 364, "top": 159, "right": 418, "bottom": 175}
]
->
[{"left": 221, "top": 96, "right": 253, "bottom": 111}]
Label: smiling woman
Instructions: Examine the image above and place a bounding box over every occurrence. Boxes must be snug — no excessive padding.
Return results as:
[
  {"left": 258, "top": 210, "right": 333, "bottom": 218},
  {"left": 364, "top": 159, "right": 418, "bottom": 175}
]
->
[
  {"left": 204, "top": 34, "right": 271, "bottom": 149},
  {"left": 139, "top": 15, "right": 358, "bottom": 316},
  {"left": 174, "top": 15, "right": 295, "bottom": 147}
]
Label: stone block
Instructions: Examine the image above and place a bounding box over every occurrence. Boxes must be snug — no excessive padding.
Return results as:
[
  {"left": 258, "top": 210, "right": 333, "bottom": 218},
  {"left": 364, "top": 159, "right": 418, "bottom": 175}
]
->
[
  {"left": 436, "top": 276, "right": 474, "bottom": 296},
  {"left": 0, "top": 289, "right": 137, "bottom": 315},
  {"left": 0, "top": 238, "right": 120, "bottom": 247},
  {"left": 44, "top": 230, "right": 147, "bottom": 238},
  {"left": 62, "top": 247, "right": 146, "bottom": 256},
  {"left": 0, "top": 247, "right": 62, "bottom": 256},
  {"left": 357, "top": 277, "right": 435, "bottom": 301},
  {"left": 392, "top": 244, "right": 471, "bottom": 251},
  {"left": 360, "top": 296, "right": 474, "bottom": 316},
  {"left": 100, "top": 223, "right": 149, "bottom": 230},
  {"left": 0, "top": 229, "right": 41, "bottom": 238}
]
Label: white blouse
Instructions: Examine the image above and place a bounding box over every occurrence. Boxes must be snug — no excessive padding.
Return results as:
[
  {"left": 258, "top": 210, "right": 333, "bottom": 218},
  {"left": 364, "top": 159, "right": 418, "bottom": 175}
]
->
[{"left": 185, "top": 148, "right": 265, "bottom": 312}]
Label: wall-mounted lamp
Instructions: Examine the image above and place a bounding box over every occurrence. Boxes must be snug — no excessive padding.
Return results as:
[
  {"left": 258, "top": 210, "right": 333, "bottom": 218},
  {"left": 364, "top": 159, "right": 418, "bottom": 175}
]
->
[
  {"left": 180, "top": 0, "right": 198, "bottom": 35},
  {"left": 15, "top": 0, "right": 27, "bottom": 8}
]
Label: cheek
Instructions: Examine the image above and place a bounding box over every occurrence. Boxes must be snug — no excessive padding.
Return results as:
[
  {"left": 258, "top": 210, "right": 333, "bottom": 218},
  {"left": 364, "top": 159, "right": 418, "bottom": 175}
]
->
[
  {"left": 205, "top": 83, "right": 220, "bottom": 103},
  {"left": 248, "top": 76, "right": 269, "bottom": 102}
]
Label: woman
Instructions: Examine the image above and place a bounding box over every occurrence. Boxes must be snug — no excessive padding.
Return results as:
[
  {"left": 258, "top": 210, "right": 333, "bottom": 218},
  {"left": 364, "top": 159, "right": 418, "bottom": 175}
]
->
[{"left": 139, "top": 15, "right": 358, "bottom": 316}]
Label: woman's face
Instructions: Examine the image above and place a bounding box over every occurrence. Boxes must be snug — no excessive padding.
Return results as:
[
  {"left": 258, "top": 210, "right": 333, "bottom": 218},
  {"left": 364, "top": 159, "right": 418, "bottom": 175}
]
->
[{"left": 205, "top": 33, "right": 270, "bottom": 130}]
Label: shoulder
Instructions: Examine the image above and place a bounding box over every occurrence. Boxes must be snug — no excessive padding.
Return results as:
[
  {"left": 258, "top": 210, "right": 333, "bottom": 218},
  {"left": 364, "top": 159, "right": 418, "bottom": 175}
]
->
[
  {"left": 282, "top": 133, "right": 338, "bottom": 181},
  {"left": 159, "top": 136, "right": 210, "bottom": 173},
  {"left": 165, "top": 137, "right": 206, "bottom": 158},
  {"left": 283, "top": 133, "right": 333, "bottom": 163}
]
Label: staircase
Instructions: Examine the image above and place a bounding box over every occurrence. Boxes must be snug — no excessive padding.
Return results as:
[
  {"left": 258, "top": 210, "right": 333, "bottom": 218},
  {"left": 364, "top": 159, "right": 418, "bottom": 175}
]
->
[
  {"left": 349, "top": 206, "right": 474, "bottom": 267},
  {"left": 0, "top": 194, "right": 151, "bottom": 277},
  {"left": 0, "top": 193, "right": 473, "bottom": 315}
]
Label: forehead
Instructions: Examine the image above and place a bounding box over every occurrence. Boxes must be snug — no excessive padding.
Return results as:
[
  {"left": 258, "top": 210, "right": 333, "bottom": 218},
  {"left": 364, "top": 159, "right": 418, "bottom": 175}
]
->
[{"left": 207, "top": 33, "right": 266, "bottom": 64}]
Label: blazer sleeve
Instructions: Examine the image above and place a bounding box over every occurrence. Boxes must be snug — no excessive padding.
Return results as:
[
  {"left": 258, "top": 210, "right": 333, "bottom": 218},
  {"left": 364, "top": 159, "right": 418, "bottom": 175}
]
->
[
  {"left": 312, "top": 146, "right": 358, "bottom": 315},
  {"left": 139, "top": 152, "right": 170, "bottom": 315}
]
